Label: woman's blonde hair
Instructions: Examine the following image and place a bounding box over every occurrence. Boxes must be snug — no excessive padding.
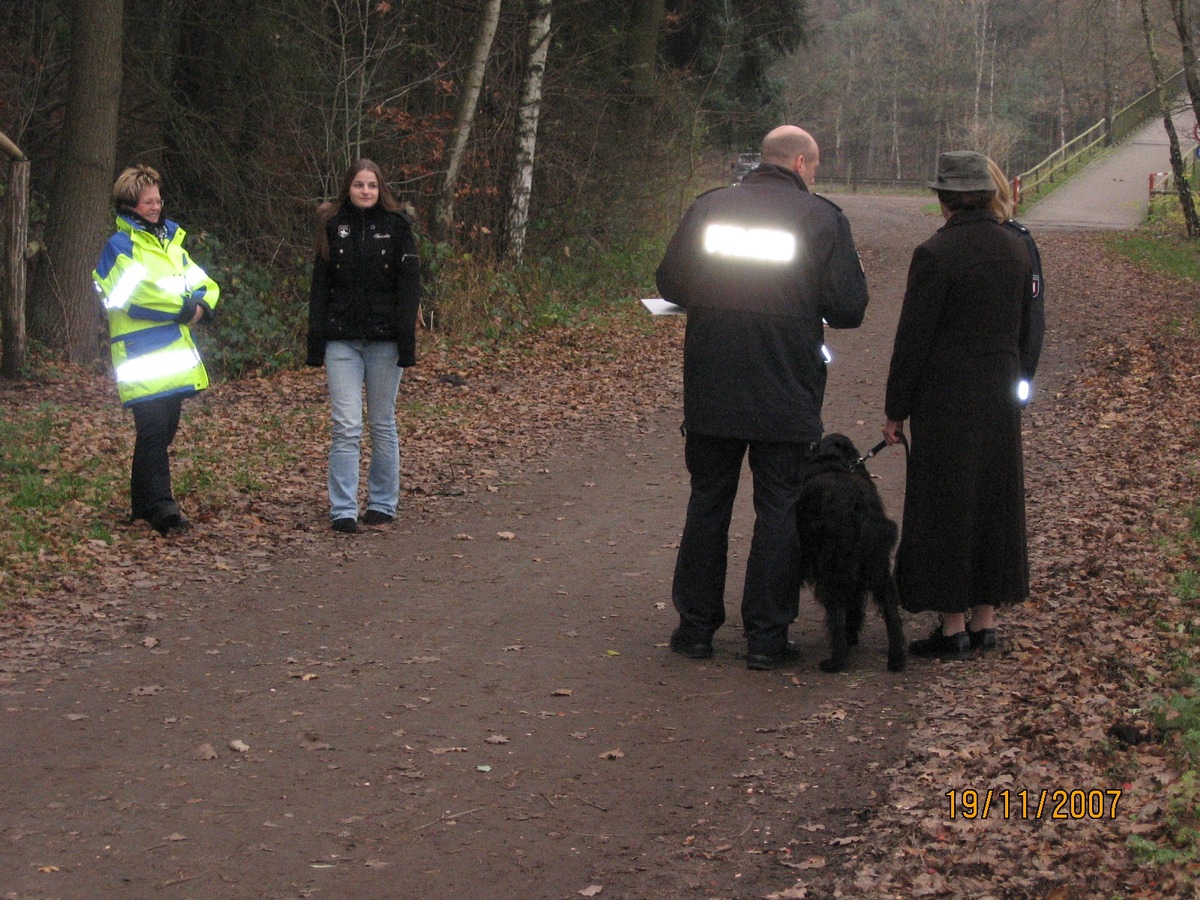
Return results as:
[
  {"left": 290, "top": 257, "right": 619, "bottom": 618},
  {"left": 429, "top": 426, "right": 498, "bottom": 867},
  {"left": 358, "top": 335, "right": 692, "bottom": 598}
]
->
[
  {"left": 986, "top": 158, "right": 1015, "bottom": 222},
  {"left": 112, "top": 164, "right": 162, "bottom": 209}
]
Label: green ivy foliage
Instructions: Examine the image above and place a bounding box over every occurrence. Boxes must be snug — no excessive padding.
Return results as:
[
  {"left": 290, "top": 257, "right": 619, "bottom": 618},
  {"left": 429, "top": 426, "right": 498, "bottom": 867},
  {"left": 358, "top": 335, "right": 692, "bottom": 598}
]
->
[{"left": 187, "top": 232, "right": 310, "bottom": 379}]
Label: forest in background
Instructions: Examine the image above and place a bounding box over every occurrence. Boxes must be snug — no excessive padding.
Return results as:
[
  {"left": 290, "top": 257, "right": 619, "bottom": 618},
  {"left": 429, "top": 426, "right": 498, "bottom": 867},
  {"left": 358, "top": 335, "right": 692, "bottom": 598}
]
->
[
  {"left": 788, "top": 0, "right": 1159, "bottom": 181},
  {"left": 0, "top": 0, "right": 1189, "bottom": 375}
]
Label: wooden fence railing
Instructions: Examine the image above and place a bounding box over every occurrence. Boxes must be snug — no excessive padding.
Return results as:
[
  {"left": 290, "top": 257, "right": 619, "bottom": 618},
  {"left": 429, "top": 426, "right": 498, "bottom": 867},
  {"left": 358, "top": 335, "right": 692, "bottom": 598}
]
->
[{"left": 1015, "top": 68, "right": 1188, "bottom": 204}]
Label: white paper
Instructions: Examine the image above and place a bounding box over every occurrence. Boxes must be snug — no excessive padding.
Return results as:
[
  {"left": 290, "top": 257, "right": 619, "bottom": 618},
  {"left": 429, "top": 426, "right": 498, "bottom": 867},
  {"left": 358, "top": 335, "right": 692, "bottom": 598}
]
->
[{"left": 640, "top": 297, "right": 684, "bottom": 316}]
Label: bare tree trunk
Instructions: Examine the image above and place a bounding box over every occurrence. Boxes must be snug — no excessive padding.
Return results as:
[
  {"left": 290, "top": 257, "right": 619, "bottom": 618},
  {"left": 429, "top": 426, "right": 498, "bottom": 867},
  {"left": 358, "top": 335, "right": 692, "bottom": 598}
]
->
[
  {"left": 434, "top": 0, "right": 502, "bottom": 244},
  {"left": 841, "top": 44, "right": 856, "bottom": 178},
  {"left": 1054, "top": 0, "right": 1068, "bottom": 146},
  {"left": 1141, "top": 0, "right": 1200, "bottom": 236},
  {"left": 2, "top": 135, "right": 30, "bottom": 378},
  {"left": 891, "top": 90, "right": 901, "bottom": 180},
  {"left": 505, "top": 0, "right": 552, "bottom": 263},
  {"left": 28, "top": 0, "right": 122, "bottom": 363},
  {"left": 628, "top": 0, "right": 664, "bottom": 98},
  {"left": 1169, "top": 0, "right": 1200, "bottom": 123},
  {"left": 972, "top": 0, "right": 987, "bottom": 127},
  {"left": 988, "top": 31, "right": 997, "bottom": 119},
  {"left": 1102, "top": 0, "right": 1117, "bottom": 142}
]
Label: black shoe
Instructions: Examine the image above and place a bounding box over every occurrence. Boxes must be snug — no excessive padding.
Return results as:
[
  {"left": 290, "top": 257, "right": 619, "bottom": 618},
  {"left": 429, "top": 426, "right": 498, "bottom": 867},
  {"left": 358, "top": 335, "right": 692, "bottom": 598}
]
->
[
  {"left": 669, "top": 628, "right": 713, "bottom": 660},
  {"left": 969, "top": 628, "right": 997, "bottom": 650},
  {"left": 746, "top": 640, "right": 802, "bottom": 671},
  {"left": 910, "top": 628, "right": 972, "bottom": 660},
  {"left": 362, "top": 509, "right": 394, "bottom": 526},
  {"left": 332, "top": 517, "right": 358, "bottom": 534},
  {"left": 150, "top": 510, "right": 189, "bottom": 535}
]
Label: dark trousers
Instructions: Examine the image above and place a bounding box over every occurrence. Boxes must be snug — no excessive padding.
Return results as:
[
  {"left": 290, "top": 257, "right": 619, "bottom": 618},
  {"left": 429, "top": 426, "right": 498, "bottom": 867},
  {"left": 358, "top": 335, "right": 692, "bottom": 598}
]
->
[
  {"left": 130, "top": 395, "right": 183, "bottom": 522},
  {"left": 672, "top": 432, "right": 809, "bottom": 656}
]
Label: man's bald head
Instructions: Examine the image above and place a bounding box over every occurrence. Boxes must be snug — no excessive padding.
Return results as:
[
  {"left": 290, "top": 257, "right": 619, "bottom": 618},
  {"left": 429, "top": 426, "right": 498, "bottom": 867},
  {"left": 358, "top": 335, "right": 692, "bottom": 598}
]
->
[{"left": 761, "top": 126, "right": 820, "bottom": 186}]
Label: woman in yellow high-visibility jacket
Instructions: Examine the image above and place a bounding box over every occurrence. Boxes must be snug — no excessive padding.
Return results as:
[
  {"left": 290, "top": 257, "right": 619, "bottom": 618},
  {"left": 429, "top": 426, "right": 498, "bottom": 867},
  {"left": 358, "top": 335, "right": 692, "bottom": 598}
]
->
[{"left": 92, "top": 164, "right": 220, "bottom": 535}]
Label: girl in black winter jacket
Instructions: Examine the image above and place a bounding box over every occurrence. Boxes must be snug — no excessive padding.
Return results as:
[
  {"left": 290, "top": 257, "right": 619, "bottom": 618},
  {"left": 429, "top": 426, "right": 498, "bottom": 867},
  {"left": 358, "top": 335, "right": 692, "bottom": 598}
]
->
[{"left": 307, "top": 159, "right": 421, "bottom": 534}]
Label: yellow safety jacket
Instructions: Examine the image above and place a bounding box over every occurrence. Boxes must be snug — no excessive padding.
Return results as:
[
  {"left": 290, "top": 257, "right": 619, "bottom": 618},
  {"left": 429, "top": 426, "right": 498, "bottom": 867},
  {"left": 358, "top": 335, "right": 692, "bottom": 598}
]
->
[{"left": 93, "top": 214, "right": 220, "bottom": 406}]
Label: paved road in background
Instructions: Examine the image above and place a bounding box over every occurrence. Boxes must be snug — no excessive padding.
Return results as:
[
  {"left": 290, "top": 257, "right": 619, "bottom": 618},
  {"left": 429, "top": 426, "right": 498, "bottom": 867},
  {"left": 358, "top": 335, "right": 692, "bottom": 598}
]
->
[{"left": 1022, "top": 104, "right": 1198, "bottom": 230}]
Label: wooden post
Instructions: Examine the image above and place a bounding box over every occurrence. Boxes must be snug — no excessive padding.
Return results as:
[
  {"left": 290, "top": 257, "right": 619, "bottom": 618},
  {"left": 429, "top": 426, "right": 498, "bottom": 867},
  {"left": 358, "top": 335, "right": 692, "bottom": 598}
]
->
[{"left": 2, "top": 130, "right": 30, "bottom": 379}]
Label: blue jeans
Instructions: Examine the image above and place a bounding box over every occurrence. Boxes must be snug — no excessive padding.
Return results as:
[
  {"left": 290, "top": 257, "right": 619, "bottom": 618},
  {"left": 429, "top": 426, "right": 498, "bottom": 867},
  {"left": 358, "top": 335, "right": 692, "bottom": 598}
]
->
[{"left": 324, "top": 340, "right": 403, "bottom": 521}]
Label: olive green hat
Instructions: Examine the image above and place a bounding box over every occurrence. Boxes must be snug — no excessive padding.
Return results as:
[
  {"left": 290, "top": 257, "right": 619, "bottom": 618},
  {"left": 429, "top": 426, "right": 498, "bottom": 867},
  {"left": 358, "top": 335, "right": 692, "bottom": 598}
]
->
[{"left": 928, "top": 151, "right": 995, "bottom": 192}]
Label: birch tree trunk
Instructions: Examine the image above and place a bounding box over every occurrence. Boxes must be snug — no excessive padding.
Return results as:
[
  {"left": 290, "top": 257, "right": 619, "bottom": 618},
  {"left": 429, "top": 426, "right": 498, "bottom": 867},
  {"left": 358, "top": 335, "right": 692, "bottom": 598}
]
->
[
  {"left": 1168, "top": 0, "right": 1200, "bottom": 124},
  {"left": 434, "top": 0, "right": 502, "bottom": 243},
  {"left": 505, "top": 0, "right": 552, "bottom": 263},
  {"left": 972, "top": 0, "right": 987, "bottom": 126},
  {"left": 28, "top": 0, "right": 122, "bottom": 362},
  {"left": 1141, "top": 0, "right": 1200, "bottom": 236},
  {"left": 1102, "top": 0, "right": 1117, "bottom": 142},
  {"left": 1051, "top": 0, "right": 1069, "bottom": 147}
]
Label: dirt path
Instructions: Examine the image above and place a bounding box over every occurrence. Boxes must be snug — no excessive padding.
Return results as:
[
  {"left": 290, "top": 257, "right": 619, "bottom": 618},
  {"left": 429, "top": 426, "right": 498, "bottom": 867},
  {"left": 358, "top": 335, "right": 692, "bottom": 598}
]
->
[{"left": 1, "top": 194, "right": 1082, "bottom": 899}]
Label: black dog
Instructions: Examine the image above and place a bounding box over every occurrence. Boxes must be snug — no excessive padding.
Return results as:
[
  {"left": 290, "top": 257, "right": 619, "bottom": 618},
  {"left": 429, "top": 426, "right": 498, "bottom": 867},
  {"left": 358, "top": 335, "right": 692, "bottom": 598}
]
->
[{"left": 795, "top": 434, "right": 906, "bottom": 673}]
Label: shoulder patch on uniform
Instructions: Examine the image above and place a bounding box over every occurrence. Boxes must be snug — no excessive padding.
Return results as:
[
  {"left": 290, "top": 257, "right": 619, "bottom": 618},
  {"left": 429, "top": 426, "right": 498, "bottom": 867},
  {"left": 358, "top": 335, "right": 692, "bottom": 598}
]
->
[{"left": 810, "top": 192, "right": 844, "bottom": 212}]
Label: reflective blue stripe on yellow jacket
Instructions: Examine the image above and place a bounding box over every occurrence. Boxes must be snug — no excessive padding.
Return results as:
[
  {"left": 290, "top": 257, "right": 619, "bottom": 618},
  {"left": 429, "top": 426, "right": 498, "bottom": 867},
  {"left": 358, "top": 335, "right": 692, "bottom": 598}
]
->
[{"left": 93, "top": 215, "right": 220, "bottom": 406}]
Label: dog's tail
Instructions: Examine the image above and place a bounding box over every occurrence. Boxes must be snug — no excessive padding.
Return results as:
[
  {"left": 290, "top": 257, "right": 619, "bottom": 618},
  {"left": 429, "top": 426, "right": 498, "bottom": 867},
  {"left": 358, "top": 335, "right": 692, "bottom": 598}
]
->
[
  {"left": 864, "top": 515, "right": 899, "bottom": 553},
  {"left": 861, "top": 514, "right": 899, "bottom": 582}
]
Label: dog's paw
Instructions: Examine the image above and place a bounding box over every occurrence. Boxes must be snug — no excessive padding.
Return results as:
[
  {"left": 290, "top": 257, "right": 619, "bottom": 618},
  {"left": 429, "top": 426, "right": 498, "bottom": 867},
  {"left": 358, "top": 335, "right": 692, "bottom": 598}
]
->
[
  {"left": 819, "top": 657, "right": 848, "bottom": 673},
  {"left": 887, "top": 653, "right": 907, "bottom": 672}
]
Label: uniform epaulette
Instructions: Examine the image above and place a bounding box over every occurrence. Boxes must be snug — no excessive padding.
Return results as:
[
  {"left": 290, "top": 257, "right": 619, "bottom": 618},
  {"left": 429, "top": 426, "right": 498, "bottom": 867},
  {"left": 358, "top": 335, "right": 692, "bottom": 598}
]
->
[
  {"left": 1004, "top": 219, "right": 1030, "bottom": 234},
  {"left": 810, "top": 192, "right": 844, "bottom": 212},
  {"left": 695, "top": 185, "right": 727, "bottom": 200}
]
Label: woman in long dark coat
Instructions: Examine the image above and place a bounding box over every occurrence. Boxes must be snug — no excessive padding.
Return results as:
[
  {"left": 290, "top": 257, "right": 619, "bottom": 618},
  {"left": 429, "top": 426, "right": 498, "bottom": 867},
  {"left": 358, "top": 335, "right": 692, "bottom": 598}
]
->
[{"left": 882, "top": 151, "right": 1038, "bottom": 659}]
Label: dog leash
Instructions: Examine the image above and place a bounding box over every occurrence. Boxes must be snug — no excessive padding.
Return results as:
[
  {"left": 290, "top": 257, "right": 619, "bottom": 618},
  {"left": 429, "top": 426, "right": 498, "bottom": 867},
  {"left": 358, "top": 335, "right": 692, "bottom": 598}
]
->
[{"left": 857, "top": 433, "right": 909, "bottom": 466}]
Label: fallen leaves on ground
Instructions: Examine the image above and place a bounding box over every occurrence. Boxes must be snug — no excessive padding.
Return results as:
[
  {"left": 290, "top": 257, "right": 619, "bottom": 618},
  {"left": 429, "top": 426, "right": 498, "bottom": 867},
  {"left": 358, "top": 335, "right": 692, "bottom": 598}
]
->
[
  {"left": 784, "top": 234, "right": 1200, "bottom": 898},
  {"left": 0, "top": 308, "right": 682, "bottom": 654},
  {"left": 1, "top": 234, "right": 1198, "bottom": 895}
]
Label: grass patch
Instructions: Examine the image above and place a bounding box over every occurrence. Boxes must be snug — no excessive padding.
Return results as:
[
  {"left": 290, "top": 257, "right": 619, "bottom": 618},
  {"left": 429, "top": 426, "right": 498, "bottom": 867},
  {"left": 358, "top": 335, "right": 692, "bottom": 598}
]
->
[
  {"left": 1107, "top": 192, "right": 1200, "bottom": 279},
  {"left": 1176, "top": 569, "right": 1200, "bottom": 603},
  {"left": 1107, "top": 231, "right": 1200, "bottom": 282},
  {"left": 0, "top": 405, "right": 126, "bottom": 604},
  {"left": 1129, "top": 770, "right": 1200, "bottom": 867},
  {"left": 1143, "top": 489, "right": 1200, "bottom": 866},
  {"left": 398, "top": 399, "right": 468, "bottom": 418},
  {"left": 170, "top": 403, "right": 327, "bottom": 503}
]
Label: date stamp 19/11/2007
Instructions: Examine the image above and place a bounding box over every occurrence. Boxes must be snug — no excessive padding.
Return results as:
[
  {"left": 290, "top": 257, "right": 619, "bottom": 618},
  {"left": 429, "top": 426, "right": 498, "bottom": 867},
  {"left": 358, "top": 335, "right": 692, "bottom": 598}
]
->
[{"left": 945, "top": 788, "right": 1123, "bottom": 821}]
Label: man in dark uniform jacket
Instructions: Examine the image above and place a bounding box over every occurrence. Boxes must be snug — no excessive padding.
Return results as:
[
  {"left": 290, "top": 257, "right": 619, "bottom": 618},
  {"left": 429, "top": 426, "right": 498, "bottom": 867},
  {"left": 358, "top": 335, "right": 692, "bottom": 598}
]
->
[{"left": 657, "top": 125, "right": 871, "bottom": 670}]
